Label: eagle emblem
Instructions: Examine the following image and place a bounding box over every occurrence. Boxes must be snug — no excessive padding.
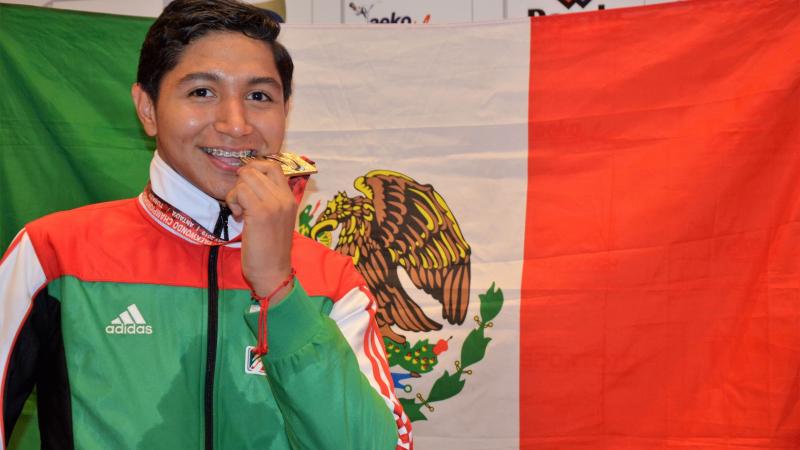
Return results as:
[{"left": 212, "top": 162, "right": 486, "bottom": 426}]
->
[{"left": 309, "top": 170, "right": 471, "bottom": 343}]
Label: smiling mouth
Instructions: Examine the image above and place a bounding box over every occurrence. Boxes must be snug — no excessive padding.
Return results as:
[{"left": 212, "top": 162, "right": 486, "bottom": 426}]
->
[
  {"left": 200, "top": 147, "right": 256, "bottom": 158},
  {"left": 200, "top": 147, "right": 256, "bottom": 167}
]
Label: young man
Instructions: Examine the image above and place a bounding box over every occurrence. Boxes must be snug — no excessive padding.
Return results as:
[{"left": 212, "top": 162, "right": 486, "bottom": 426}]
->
[{"left": 0, "top": 1, "right": 411, "bottom": 449}]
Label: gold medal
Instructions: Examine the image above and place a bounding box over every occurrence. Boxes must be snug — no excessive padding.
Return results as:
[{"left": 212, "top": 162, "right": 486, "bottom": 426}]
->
[{"left": 240, "top": 152, "right": 318, "bottom": 177}]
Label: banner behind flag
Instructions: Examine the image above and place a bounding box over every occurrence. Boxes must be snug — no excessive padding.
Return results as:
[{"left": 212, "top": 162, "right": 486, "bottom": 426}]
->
[{"left": 1, "top": 1, "right": 800, "bottom": 449}]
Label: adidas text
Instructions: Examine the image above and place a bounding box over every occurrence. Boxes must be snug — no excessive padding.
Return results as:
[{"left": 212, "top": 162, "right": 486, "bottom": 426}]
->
[{"left": 105, "top": 324, "right": 153, "bottom": 335}]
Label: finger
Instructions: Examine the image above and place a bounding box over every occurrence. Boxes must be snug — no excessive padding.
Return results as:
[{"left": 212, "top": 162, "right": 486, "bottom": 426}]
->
[
  {"left": 239, "top": 158, "right": 283, "bottom": 177},
  {"left": 225, "top": 189, "right": 244, "bottom": 219},
  {"left": 229, "top": 182, "right": 262, "bottom": 214},
  {"left": 237, "top": 166, "right": 293, "bottom": 203},
  {"left": 260, "top": 159, "right": 293, "bottom": 186},
  {"left": 241, "top": 158, "right": 293, "bottom": 189},
  {"left": 236, "top": 167, "right": 282, "bottom": 203},
  {"left": 237, "top": 180, "right": 293, "bottom": 214}
]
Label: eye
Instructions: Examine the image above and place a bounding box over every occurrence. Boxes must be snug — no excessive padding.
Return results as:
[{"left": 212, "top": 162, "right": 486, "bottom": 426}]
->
[
  {"left": 248, "top": 91, "right": 273, "bottom": 102},
  {"left": 189, "top": 87, "right": 214, "bottom": 98}
]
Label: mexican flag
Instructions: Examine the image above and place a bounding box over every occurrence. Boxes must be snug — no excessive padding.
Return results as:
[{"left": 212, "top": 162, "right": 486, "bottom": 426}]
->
[{"left": 2, "top": 0, "right": 800, "bottom": 448}]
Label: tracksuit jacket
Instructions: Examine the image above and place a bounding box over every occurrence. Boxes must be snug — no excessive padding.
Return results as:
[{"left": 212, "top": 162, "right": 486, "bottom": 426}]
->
[{"left": 0, "top": 153, "right": 412, "bottom": 449}]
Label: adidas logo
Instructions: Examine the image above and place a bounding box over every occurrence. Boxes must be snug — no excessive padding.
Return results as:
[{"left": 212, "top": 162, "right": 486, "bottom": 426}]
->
[{"left": 105, "top": 304, "right": 153, "bottom": 335}]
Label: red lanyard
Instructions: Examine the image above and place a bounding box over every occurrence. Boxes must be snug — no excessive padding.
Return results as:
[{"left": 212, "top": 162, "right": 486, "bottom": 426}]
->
[{"left": 141, "top": 183, "right": 237, "bottom": 246}]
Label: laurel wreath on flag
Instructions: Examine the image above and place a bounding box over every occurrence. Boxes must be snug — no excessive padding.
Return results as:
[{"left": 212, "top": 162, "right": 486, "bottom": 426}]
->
[{"left": 395, "top": 283, "right": 504, "bottom": 421}]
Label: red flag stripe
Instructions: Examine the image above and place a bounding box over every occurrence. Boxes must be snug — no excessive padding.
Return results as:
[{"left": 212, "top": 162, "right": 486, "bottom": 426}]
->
[{"left": 521, "top": 1, "right": 800, "bottom": 447}]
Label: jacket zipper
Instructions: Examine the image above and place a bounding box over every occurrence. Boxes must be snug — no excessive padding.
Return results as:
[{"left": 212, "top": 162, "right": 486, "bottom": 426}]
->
[{"left": 205, "top": 206, "right": 230, "bottom": 450}]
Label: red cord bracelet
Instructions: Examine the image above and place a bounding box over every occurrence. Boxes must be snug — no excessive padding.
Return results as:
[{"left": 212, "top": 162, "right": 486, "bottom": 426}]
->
[{"left": 252, "top": 268, "right": 296, "bottom": 356}]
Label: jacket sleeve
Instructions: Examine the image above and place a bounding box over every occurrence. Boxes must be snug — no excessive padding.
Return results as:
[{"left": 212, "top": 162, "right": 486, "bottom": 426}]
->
[
  {"left": 244, "top": 273, "right": 412, "bottom": 450},
  {"left": 0, "top": 230, "right": 48, "bottom": 448}
]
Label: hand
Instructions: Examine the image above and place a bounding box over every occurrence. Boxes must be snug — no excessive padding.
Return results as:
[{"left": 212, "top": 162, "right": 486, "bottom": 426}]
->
[{"left": 225, "top": 158, "right": 296, "bottom": 306}]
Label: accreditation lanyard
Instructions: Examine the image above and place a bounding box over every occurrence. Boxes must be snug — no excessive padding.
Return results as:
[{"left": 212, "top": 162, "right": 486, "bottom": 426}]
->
[{"left": 141, "top": 183, "right": 238, "bottom": 246}]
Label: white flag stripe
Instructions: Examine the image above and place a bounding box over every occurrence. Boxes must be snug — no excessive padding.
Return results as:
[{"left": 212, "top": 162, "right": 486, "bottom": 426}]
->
[
  {"left": 127, "top": 304, "right": 146, "bottom": 324},
  {"left": 283, "top": 20, "right": 529, "bottom": 448}
]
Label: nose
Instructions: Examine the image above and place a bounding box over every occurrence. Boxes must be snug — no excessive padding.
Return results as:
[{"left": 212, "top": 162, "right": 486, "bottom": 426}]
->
[{"left": 214, "top": 98, "right": 254, "bottom": 137}]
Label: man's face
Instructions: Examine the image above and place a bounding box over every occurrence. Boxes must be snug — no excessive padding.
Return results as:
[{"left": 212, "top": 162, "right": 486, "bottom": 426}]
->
[{"left": 134, "top": 31, "right": 287, "bottom": 201}]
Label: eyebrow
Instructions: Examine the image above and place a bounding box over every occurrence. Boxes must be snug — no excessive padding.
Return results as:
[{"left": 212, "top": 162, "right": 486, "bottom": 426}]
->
[{"left": 177, "top": 72, "right": 282, "bottom": 89}]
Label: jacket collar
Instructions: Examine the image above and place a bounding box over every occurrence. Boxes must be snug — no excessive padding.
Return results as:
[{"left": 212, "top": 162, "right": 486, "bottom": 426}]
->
[{"left": 146, "top": 151, "right": 244, "bottom": 243}]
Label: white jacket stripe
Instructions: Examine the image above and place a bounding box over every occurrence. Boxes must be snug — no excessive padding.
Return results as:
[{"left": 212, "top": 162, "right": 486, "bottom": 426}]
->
[
  {"left": 329, "top": 286, "right": 413, "bottom": 448},
  {"left": 0, "top": 231, "right": 47, "bottom": 449}
]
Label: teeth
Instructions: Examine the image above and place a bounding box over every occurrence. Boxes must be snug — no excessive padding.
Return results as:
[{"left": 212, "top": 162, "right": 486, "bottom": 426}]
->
[{"left": 201, "top": 147, "right": 255, "bottom": 158}]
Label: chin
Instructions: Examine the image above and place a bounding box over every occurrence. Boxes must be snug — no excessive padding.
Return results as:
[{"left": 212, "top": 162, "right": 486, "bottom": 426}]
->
[
  {"left": 208, "top": 188, "right": 231, "bottom": 202},
  {"left": 192, "top": 180, "right": 230, "bottom": 202},
  {"left": 198, "top": 175, "right": 236, "bottom": 201}
]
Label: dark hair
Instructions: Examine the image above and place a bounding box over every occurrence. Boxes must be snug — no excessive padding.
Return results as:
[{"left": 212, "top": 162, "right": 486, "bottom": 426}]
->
[{"left": 137, "top": 0, "right": 293, "bottom": 102}]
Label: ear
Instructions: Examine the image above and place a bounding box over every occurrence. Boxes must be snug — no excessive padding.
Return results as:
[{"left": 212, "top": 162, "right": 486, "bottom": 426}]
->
[{"left": 131, "top": 83, "right": 158, "bottom": 137}]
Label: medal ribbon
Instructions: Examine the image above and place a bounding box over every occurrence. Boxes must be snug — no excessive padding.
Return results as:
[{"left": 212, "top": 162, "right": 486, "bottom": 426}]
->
[{"left": 141, "top": 183, "right": 238, "bottom": 246}]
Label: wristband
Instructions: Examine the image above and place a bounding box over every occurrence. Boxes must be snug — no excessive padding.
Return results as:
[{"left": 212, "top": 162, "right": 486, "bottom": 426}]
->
[{"left": 252, "top": 268, "right": 296, "bottom": 356}]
